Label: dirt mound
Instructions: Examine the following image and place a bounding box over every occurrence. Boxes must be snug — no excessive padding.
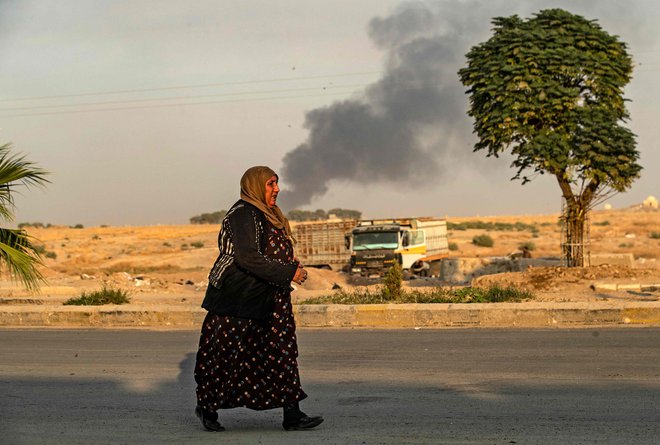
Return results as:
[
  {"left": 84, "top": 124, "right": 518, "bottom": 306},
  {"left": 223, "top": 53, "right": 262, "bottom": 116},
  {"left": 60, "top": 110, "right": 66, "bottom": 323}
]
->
[
  {"left": 473, "top": 265, "right": 659, "bottom": 291},
  {"left": 300, "top": 268, "right": 350, "bottom": 291}
]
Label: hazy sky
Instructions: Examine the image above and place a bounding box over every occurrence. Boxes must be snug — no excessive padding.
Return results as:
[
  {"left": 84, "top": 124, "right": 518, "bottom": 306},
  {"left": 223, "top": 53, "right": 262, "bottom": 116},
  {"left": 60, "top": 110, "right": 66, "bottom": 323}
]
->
[{"left": 1, "top": 0, "right": 658, "bottom": 226}]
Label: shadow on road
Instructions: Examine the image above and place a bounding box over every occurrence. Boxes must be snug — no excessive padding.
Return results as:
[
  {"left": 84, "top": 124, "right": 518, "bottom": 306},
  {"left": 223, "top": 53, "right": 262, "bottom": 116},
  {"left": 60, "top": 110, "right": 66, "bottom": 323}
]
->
[{"left": 1, "top": 328, "right": 659, "bottom": 444}]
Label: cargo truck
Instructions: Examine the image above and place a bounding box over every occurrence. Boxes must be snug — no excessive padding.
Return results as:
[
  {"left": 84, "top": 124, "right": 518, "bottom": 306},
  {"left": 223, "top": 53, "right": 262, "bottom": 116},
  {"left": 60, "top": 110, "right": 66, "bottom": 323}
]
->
[
  {"left": 291, "top": 218, "right": 358, "bottom": 271},
  {"left": 292, "top": 217, "right": 449, "bottom": 276},
  {"left": 349, "top": 217, "right": 449, "bottom": 277}
]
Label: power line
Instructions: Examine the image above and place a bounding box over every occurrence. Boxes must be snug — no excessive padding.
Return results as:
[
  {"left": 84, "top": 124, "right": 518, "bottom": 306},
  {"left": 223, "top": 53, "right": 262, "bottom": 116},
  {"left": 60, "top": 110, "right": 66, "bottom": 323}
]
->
[
  {"left": 0, "top": 83, "right": 367, "bottom": 113},
  {"left": 0, "top": 71, "right": 380, "bottom": 103},
  {"left": 0, "top": 90, "right": 360, "bottom": 119}
]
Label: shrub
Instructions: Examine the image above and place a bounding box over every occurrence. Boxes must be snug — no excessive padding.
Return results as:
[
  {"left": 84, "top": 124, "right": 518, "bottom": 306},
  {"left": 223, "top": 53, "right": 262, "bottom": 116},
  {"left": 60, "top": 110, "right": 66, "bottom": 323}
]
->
[
  {"left": 163, "top": 242, "right": 172, "bottom": 247},
  {"left": 593, "top": 220, "right": 610, "bottom": 226},
  {"left": 64, "top": 287, "right": 131, "bottom": 305},
  {"left": 101, "top": 263, "right": 192, "bottom": 274},
  {"left": 455, "top": 286, "right": 533, "bottom": 303},
  {"left": 518, "top": 241, "right": 536, "bottom": 251},
  {"left": 18, "top": 222, "right": 48, "bottom": 228},
  {"left": 448, "top": 242, "right": 459, "bottom": 251},
  {"left": 447, "top": 221, "right": 537, "bottom": 232},
  {"left": 92, "top": 235, "right": 101, "bottom": 240},
  {"left": 299, "top": 285, "right": 533, "bottom": 304},
  {"left": 190, "top": 241, "right": 204, "bottom": 249},
  {"left": 650, "top": 232, "right": 660, "bottom": 240},
  {"left": 382, "top": 262, "right": 403, "bottom": 300},
  {"left": 472, "top": 234, "right": 494, "bottom": 247},
  {"left": 305, "top": 287, "right": 381, "bottom": 304},
  {"left": 72, "top": 224, "right": 84, "bottom": 229},
  {"left": 33, "top": 245, "right": 57, "bottom": 259}
]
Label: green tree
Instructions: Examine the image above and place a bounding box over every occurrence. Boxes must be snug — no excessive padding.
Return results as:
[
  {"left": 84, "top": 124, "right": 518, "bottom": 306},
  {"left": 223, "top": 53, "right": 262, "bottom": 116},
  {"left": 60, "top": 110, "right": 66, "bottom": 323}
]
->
[
  {"left": 328, "top": 208, "right": 362, "bottom": 220},
  {"left": 458, "top": 9, "right": 641, "bottom": 267},
  {"left": 287, "top": 209, "right": 315, "bottom": 222},
  {"left": 190, "top": 210, "right": 226, "bottom": 224},
  {"left": 288, "top": 208, "right": 362, "bottom": 221},
  {"left": 287, "top": 209, "right": 326, "bottom": 221},
  {"left": 0, "top": 143, "right": 50, "bottom": 289}
]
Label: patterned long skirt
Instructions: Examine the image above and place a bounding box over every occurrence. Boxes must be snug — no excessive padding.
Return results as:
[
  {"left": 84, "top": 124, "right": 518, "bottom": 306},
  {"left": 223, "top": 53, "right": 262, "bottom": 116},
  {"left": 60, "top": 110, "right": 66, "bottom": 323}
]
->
[{"left": 194, "top": 290, "right": 307, "bottom": 411}]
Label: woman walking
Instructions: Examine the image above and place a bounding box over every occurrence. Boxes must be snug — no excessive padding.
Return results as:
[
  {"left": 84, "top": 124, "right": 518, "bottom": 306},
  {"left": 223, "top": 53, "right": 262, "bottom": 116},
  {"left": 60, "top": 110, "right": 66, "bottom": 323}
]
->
[{"left": 194, "top": 166, "right": 323, "bottom": 432}]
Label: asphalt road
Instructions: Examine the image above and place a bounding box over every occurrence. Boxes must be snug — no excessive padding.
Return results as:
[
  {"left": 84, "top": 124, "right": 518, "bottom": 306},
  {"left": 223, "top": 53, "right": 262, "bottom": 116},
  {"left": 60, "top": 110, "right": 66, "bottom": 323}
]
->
[{"left": 1, "top": 327, "right": 659, "bottom": 445}]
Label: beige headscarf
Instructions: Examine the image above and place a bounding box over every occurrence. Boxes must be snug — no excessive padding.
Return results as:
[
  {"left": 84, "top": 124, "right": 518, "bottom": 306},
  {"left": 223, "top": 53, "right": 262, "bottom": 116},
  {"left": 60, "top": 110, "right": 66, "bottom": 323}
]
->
[{"left": 240, "top": 166, "right": 293, "bottom": 240}]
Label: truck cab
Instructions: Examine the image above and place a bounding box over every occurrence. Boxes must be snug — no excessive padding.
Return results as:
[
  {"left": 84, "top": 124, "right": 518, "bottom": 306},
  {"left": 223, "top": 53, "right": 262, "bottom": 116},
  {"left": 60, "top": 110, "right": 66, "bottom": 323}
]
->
[
  {"left": 350, "top": 223, "right": 401, "bottom": 276},
  {"left": 349, "top": 218, "right": 448, "bottom": 276}
]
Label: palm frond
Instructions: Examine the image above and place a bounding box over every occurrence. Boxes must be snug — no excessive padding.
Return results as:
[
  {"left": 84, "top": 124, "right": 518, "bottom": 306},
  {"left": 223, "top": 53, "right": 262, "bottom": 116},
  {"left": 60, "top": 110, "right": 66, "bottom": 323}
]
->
[
  {"left": 0, "top": 228, "right": 45, "bottom": 291},
  {"left": 0, "top": 143, "right": 50, "bottom": 291},
  {"left": 0, "top": 185, "right": 12, "bottom": 221},
  {"left": 0, "top": 143, "right": 50, "bottom": 221}
]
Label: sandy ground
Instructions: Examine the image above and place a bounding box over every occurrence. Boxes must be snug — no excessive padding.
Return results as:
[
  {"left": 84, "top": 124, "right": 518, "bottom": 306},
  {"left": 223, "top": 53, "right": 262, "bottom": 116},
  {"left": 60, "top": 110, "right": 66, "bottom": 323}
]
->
[{"left": 2, "top": 208, "right": 658, "bottom": 305}]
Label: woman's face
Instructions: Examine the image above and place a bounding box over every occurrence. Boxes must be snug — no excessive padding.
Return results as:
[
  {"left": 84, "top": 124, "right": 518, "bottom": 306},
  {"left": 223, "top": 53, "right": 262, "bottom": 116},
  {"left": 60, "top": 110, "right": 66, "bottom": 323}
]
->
[{"left": 264, "top": 175, "right": 279, "bottom": 208}]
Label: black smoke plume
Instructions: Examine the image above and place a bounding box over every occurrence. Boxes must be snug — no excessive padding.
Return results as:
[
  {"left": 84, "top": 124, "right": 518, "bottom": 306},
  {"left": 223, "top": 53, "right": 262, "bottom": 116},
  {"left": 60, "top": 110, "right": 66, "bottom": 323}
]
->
[{"left": 279, "top": 0, "right": 645, "bottom": 210}]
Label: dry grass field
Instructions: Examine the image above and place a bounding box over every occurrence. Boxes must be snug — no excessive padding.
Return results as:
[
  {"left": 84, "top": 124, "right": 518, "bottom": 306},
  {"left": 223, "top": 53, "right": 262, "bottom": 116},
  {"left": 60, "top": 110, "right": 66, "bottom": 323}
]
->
[
  {"left": 2, "top": 207, "right": 658, "bottom": 302},
  {"left": 447, "top": 208, "right": 659, "bottom": 263}
]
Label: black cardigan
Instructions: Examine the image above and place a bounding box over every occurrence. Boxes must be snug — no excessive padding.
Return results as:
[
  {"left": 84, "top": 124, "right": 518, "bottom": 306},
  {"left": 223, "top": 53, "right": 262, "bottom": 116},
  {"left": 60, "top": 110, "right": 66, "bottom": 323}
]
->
[{"left": 201, "top": 200, "right": 299, "bottom": 320}]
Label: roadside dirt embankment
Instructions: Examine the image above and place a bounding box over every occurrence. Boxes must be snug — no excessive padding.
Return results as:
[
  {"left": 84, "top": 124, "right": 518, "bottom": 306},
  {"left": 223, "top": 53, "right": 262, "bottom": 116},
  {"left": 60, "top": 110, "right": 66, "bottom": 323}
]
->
[{"left": 1, "top": 208, "right": 656, "bottom": 304}]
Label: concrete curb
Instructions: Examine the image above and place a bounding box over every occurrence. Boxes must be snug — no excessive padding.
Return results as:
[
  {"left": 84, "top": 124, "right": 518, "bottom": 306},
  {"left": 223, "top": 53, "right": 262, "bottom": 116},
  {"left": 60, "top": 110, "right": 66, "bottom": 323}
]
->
[
  {"left": 294, "top": 302, "right": 660, "bottom": 327},
  {"left": 592, "top": 283, "right": 660, "bottom": 291},
  {"left": 0, "top": 305, "right": 207, "bottom": 328},
  {"left": 1, "top": 302, "right": 660, "bottom": 328}
]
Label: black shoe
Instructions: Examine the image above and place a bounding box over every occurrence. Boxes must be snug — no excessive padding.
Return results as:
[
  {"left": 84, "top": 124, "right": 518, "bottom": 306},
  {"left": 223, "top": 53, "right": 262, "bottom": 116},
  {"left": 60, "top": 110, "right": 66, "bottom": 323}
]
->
[
  {"left": 195, "top": 405, "right": 224, "bottom": 432},
  {"left": 283, "top": 414, "right": 324, "bottom": 431}
]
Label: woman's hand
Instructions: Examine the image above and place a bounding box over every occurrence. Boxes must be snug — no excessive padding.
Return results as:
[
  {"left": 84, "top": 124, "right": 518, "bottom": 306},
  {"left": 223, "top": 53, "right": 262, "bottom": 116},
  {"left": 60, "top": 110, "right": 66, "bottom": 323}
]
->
[{"left": 292, "top": 264, "right": 308, "bottom": 285}]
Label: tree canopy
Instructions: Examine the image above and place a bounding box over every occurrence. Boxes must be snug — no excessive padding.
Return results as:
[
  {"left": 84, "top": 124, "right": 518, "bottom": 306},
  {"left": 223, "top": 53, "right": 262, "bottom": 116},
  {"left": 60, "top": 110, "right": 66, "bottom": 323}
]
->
[
  {"left": 0, "top": 143, "right": 50, "bottom": 289},
  {"left": 458, "top": 8, "right": 641, "bottom": 203},
  {"left": 190, "top": 210, "right": 227, "bottom": 225},
  {"left": 191, "top": 208, "right": 362, "bottom": 224},
  {"left": 287, "top": 208, "right": 361, "bottom": 222},
  {"left": 458, "top": 9, "right": 642, "bottom": 266}
]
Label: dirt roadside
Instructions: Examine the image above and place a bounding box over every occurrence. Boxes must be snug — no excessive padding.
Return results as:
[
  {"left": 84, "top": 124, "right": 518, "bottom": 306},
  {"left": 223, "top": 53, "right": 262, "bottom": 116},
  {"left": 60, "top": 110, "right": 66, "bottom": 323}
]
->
[
  {"left": 2, "top": 264, "right": 658, "bottom": 307},
  {"left": 2, "top": 208, "right": 658, "bottom": 305}
]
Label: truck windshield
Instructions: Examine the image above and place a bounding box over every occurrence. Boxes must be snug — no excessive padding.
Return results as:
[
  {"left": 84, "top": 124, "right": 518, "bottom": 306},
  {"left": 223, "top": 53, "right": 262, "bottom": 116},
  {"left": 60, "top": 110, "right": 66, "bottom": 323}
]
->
[{"left": 353, "top": 231, "right": 398, "bottom": 250}]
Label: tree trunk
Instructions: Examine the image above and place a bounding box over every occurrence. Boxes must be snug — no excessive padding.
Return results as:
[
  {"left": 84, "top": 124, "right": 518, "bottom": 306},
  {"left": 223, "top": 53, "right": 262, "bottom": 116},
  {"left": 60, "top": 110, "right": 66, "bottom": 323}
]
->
[
  {"left": 562, "top": 200, "right": 587, "bottom": 267},
  {"left": 556, "top": 175, "right": 592, "bottom": 268}
]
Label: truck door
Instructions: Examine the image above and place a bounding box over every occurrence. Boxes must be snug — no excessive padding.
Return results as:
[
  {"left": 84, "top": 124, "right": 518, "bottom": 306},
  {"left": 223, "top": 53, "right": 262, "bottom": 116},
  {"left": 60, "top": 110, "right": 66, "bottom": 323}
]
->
[{"left": 400, "top": 229, "right": 426, "bottom": 269}]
